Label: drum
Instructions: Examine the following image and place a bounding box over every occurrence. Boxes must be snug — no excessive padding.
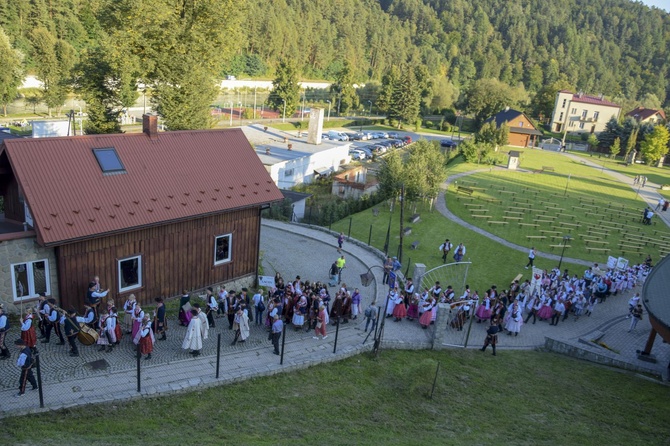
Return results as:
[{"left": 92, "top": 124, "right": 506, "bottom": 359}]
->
[{"left": 77, "top": 322, "right": 99, "bottom": 345}]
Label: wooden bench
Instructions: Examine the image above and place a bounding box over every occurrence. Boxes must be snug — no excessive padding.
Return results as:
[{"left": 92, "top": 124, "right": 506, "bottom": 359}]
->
[
  {"left": 410, "top": 240, "right": 420, "bottom": 250},
  {"left": 535, "top": 220, "right": 553, "bottom": 224},
  {"left": 538, "top": 215, "right": 557, "bottom": 220},
  {"left": 620, "top": 250, "right": 643, "bottom": 256},
  {"left": 468, "top": 186, "right": 486, "bottom": 191},
  {"left": 502, "top": 216, "right": 523, "bottom": 221},
  {"left": 464, "top": 203, "right": 484, "bottom": 208},
  {"left": 559, "top": 222, "right": 581, "bottom": 228},
  {"left": 459, "top": 180, "right": 477, "bottom": 186},
  {"left": 471, "top": 208, "right": 489, "bottom": 213},
  {"left": 584, "top": 239, "right": 609, "bottom": 246},
  {"left": 512, "top": 273, "right": 523, "bottom": 283},
  {"left": 518, "top": 223, "right": 539, "bottom": 228},
  {"left": 526, "top": 235, "right": 547, "bottom": 240},
  {"left": 456, "top": 186, "right": 474, "bottom": 196},
  {"left": 499, "top": 190, "right": 517, "bottom": 195},
  {"left": 402, "top": 227, "right": 412, "bottom": 236},
  {"left": 549, "top": 244, "right": 571, "bottom": 250},
  {"left": 586, "top": 247, "right": 610, "bottom": 254},
  {"left": 542, "top": 166, "right": 555, "bottom": 172},
  {"left": 579, "top": 234, "right": 601, "bottom": 240},
  {"left": 488, "top": 221, "right": 508, "bottom": 226},
  {"left": 471, "top": 214, "right": 492, "bottom": 219},
  {"left": 539, "top": 230, "right": 561, "bottom": 235},
  {"left": 619, "top": 244, "right": 642, "bottom": 251},
  {"left": 551, "top": 235, "right": 566, "bottom": 240},
  {"left": 481, "top": 198, "right": 503, "bottom": 204},
  {"left": 561, "top": 213, "right": 576, "bottom": 221},
  {"left": 410, "top": 213, "right": 421, "bottom": 224},
  {"left": 587, "top": 230, "right": 609, "bottom": 238},
  {"left": 504, "top": 210, "right": 524, "bottom": 216}
]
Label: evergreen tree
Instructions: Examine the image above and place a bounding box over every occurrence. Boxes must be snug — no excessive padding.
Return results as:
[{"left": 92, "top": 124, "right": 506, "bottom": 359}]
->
[
  {"left": 330, "top": 60, "right": 359, "bottom": 114},
  {"left": 597, "top": 117, "right": 623, "bottom": 152},
  {"left": 30, "top": 27, "right": 76, "bottom": 116},
  {"left": 624, "top": 127, "right": 639, "bottom": 162},
  {"left": 610, "top": 138, "right": 621, "bottom": 158},
  {"left": 388, "top": 66, "right": 421, "bottom": 128},
  {"left": 268, "top": 58, "right": 300, "bottom": 117},
  {"left": 377, "top": 66, "right": 399, "bottom": 115}
]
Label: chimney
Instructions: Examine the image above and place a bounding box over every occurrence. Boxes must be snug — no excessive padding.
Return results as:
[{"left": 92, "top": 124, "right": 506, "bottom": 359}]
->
[
  {"left": 143, "top": 114, "right": 158, "bottom": 140},
  {"left": 505, "top": 106, "right": 510, "bottom": 112}
]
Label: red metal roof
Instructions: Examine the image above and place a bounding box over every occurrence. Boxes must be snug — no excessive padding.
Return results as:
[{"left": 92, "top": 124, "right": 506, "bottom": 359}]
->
[
  {"left": 559, "top": 90, "right": 620, "bottom": 108},
  {"left": 625, "top": 107, "right": 666, "bottom": 121},
  {"left": 1, "top": 128, "right": 283, "bottom": 246}
]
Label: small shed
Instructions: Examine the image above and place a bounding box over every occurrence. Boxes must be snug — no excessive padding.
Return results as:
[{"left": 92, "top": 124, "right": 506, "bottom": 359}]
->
[{"left": 507, "top": 150, "right": 521, "bottom": 170}]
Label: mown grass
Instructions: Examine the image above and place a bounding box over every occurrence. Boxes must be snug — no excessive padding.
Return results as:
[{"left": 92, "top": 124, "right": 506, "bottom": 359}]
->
[{"left": 2, "top": 350, "right": 668, "bottom": 445}]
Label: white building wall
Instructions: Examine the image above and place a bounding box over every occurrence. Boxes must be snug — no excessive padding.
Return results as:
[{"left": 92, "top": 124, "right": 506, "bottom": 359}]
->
[{"left": 273, "top": 145, "right": 351, "bottom": 189}]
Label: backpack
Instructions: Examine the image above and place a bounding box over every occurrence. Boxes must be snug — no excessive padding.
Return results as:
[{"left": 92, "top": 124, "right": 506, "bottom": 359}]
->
[
  {"left": 364, "top": 307, "right": 372, "bottom": 318},
  {"left": 257, "top": 301, "right": 266, "bottom": 313}
]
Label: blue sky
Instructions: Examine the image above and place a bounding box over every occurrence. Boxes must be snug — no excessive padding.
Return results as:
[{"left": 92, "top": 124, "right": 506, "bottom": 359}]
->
[{"left": 640, "top": 0, "right": 668, "bottom": 12}]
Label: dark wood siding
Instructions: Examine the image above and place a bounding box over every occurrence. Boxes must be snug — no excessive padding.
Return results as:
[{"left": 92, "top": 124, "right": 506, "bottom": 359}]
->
[
  {"left": 3, "top": 177, "right": 25, "bottom": 222},
  {"left": 56, "top": 207, "right": 261, "bottom": 310}
]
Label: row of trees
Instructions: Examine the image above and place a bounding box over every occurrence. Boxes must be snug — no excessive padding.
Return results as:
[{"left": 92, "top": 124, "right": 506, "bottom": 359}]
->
[{"left": 598, "top": 117, "right": 670, "bottom": 165}]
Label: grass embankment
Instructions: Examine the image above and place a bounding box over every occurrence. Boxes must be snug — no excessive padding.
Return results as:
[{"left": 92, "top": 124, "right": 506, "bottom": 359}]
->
[{"left": 2, "top": 350, "right": 669, "bottom": 445}]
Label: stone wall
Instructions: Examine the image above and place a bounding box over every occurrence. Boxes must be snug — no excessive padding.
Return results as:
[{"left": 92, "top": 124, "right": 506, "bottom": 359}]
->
[{"left": 0, "top": 236, "right": 58, "bottom": 314}]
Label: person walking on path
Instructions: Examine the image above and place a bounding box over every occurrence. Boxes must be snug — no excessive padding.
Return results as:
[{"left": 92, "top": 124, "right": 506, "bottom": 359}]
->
[
  {"left": 314, "top": 304, "right": 328, "bottom": 340},
  {"left": 271, "top": 315, "right": 283, "bottom": 355},
  {"left": 525, "top": 247, "right": 536, "bottom": 269},
  {"left": 439, "top": 239, "right": 453, "bottom": 263},
  {"left": 14, "top": 338, "right": 37, "bottom": 397},
  {"left": 337, "top": 232, "right": 345, "bottom": 253},
  {"left": 626, "top": 293, "right": 640, "bottom": 318},
  {"left": 655, "top": 198, "right": 665, "bottom": 211},
  {"left": 364, "top": 302, "right": 378, "bottom": 333},
  {"left": 480, "top": 317, "right": 500, "bottom": 356},
  {"left": 628, "top": 304, "right": 644, "bottom": 332},
  {"left": 182, "top": 309, "right": 203, "bottom": 356},
  {"left": 453, "top": 243, "right": 466, "bottom": 262}
]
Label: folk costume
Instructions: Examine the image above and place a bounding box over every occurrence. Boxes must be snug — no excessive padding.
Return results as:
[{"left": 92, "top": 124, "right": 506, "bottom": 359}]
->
[
  {"left": 20, "top": 312, "right": 37, "bottom": 349},
  {"left": 123, "top": 296, "right": 136, "bottom": 333},
  {"left": 15, "top": 340, "right": 38, "bottom": 396},
  {"left": 153, "top": 298, "right": 167, "bottom": 341},
  {"left": 178, "top": 292, "right": 193, "bottom": 326},
  {"left": 0, "top": 305, "right": 10, "bottom": 359},
  {"left": 182, "top": 310, "right": 203, "bottom": 356},
  {"left": 133, "top": 317, "right": 155, "bottom": 359}
]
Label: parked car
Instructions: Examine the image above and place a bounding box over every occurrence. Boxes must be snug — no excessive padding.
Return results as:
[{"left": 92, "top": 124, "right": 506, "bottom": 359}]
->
[
  {"left": 327, "top": 130, "right": 349, "bottom": 141},
  {"left": 358, "top": 146, "right": 375, "bottom": 157},
  {"left": 440, "top": 139, "right": 458, "bottom": 148},
  {"left": 403, "top": 135, "right": 412, "bottom": 144},
  {"left": 360, "top": 131, "right": 373, "bottom": 140},
  {"left": 349, "top": 148, "right": 366, "bottom": 160},
  {"left": 371, "top": 131, "right": 388, "bottom": 139},
  {"left": 388, "top": 132, "right": 400, "bottom": 139}
]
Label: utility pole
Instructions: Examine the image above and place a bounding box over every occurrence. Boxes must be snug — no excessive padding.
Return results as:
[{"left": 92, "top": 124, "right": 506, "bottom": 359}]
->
[{"left": 398, "top": 184, "right": 405, "bottom": 264}]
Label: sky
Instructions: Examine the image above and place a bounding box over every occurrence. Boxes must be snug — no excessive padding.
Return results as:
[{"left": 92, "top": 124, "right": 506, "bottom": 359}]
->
[{"left": 639, "top": 0, "right": 669, "bottom": 12}]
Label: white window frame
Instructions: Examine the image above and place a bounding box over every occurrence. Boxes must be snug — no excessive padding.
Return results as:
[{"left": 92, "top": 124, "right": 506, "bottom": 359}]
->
[
  {"left": 579, "top": 122, "right": 585, "bottom": 130},
  {"left": 559, "top": 112, "right": 564, "bottom": 121},
  {"left": 214, "top": 233, "right": 233, "bottom": 266},
  {"left": 571, "top": 108, "right": 577, "bottom": 114},
  {"left": 11, "top": 259, "right": 50, "bottom": 302},
  {"left": 593, "top": 111, "right": 600, "bottom": 120},
  {"left": 118, "top": 255, "right": 142, "bottom": 292},
  {"left": 284, "top": 168, "right": 294, "bottom": 177},
  {"left": 581, "top": 109, "right": 588, "bottom": 118}
]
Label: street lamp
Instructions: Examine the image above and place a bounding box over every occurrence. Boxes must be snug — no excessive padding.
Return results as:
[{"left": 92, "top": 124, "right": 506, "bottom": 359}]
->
[
  {"left": 367, "top": 100, "right": 372, "bottom": 116},
  {"left": 238, "top": 102, "right": 242, "bottom": 126},
  {"left": 282, "top": 99, "right": 286, "bottom": 123},
  {"left": 326, "top": 100, "right": 331, "bottom": 122},
  {"left": 557, "top": 235, "right": 572, "bottom": 270},
  {"left": 301, "top": 93, "right": 306, "bottom": 121}
]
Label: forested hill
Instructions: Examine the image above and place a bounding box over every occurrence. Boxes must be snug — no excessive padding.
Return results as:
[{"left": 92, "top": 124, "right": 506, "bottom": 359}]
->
[{"left": 1, "top": 0, "right": 669, "bottom": 108}]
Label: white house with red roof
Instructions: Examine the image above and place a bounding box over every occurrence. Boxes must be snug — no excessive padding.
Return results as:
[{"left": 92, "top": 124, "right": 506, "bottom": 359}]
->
[
  {"left": 550, "top": 90, "right": 621, "bottom": 134},
  {"left": 625, "top": 107, "right": 666, "bottom": 125}
]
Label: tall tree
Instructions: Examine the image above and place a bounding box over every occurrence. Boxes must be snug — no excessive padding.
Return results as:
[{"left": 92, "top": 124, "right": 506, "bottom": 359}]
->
[
  {"left": 376, "top": 150, "right": 404, "bottom": 199},
  {"left": 268, "top": 58, "right": 300, "bottom": 117},
  {"left": 0, "top": 27, "right": 23, "bottom": 116},
  {"left": 330, "top": 60, "right": 359, "bottom": 114},
  {"left": 463, "top": 78, "right": 527, "bottom": 125},
  {"left": 610, "top": 137, "right": 621, "bottom": 158},
  {"left": 624, "top": 127, "right": 639, "bottom": 162},
  {"left": 597, "top": 117, "right": 623, "bottom": 152},
  {"left": 388, "top": 66, "right": 421, "bottom": 128},
  {"left": 376, "top": 66, "right": 399, "bottom": 115},
  {"left": 639, "top": 125, "right": 670, "bottom": 166},
  {"left": 403, "top": 139, "right": 448, "bottom": 208},
  {"left": 30, "top": 27, "right": 76, "bottom": 116},
  {"left": 105, "top": 0, "right": 243, "bottom": 129}
]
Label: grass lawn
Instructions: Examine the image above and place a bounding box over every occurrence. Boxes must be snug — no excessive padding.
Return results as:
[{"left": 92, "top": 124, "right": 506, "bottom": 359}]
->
[{"left": 3, "top": 350, "right": 669, "bottom": 445}]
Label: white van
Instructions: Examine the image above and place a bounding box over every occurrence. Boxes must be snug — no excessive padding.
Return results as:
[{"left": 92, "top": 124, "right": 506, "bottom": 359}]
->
[{"left": 327, "top": 130, "right": 348, "bottom": 141}]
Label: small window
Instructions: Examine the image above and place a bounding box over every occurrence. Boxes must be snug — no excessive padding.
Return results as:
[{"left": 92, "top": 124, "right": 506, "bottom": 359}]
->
[
  {"left": 593, "top": 111, "right": 600, "bottom": 120},
  {"left": 579, "top": 122, "right": 585, "bottom": 129},
  {"left": 569, "top": 121, "right": 575, "bottom": 128},
  {"left": 93, "top": 148, "right": 126, "bottom": 174},
  {"left": 562, "top": 99, "right": 566, "bottom": 108},
  {"left": 571, "top": 108, "right": 577, "bottom": 114},
  {"left": 284, "top": 168, "right": 294, "bottom": 177},
  {"left": 581, "top": 109, "right": 588, "bottom": 118},
  {"left": 11, "top": 260, "right": 50, "bottom": 301},
  {"left": 214, "top": 234, "right": 232, "bottom": 265},
  {"left": 559, "top": 112, "right": 564, "bottom": 121},
  {"left": 519, "top": 121, "right": 524, "bottom": 127},
  {"left": 118, "top": 255, "right": 141, "bottom": 292}
]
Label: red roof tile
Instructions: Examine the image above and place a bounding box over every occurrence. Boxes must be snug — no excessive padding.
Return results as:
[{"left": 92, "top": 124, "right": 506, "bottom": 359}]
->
[
  {"left": 2, "top": 128, "right": 283, "bottom": 246},
  {"left": 560, "top": 91, "right": 620, "bottom": 108}
]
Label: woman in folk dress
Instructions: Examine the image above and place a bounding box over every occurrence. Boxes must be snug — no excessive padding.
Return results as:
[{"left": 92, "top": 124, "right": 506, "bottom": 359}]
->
[
  {"left": 392, "top": 293, "right": 406, "bottom": 321},
  {"left": 504, "top": 300, "right": 523, "bottom": 336},
  {"left": 475, "top": 291, "right": 492, "bottom": 323},
  {"left": 123, "top": 295, "right": 136, "bottom": 334},
  {"left": 419, "top": 298, "right": 435, "bottom": 328},
  {"left": 131, "top": 305, "right": 144, "bottom": 340},
  {"left": 537, "top": 296, "right": 554, "bottom": 321},
  {"left": 406, "top": 293, "right": 420, "bottom": 321}
]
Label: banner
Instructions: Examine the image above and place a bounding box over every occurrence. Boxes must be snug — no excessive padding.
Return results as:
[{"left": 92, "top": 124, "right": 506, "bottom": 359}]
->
[{"left": 258, "top": 276, "right": 276, "bottom": 287}]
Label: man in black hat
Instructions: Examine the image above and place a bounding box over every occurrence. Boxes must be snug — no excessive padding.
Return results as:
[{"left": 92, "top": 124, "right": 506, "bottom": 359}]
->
[
  {"left": 63, "top": 308, "right": 80, "bottom": 357},
  {"left": 87, "top": 281, "right": 108, "bottom": 324},
  {"left": 153, "top": 297, "right": 167, "bottom": 341},
  {"left": 36, "top": 293, "right": 49, "bottom": 339},
  {"left": 205, "top": 287, "right": 217, "bottom": 328},
  {"left": 14, "top": 338, "right": 38, "bottom": 397},
  {"left": 480, "top": 317, "right": 500, "bottom": 356},
  {"left": 41, "top": 299, "right": 65, "bottom": 345}
]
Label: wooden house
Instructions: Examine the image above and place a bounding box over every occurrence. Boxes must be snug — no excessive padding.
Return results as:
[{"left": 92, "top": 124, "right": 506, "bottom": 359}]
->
[
  {"left": 0, "top": 115, "right": 283, "bottom": 312},
  {"left": 484, "top": 108, "right": 543, "bottom": 148}
]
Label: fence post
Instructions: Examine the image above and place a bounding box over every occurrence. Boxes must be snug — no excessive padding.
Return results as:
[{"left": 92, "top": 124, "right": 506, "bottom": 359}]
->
[
  {"left": 216, "top": 333, "right": 221, "bottom": 379},
  {"left": 430, "top": 362, "right": 440, "bottom": 399},
  {"left": 280, "top": 322, "right": 287, "bottom": 365},
  {"left": 368, "top": 224, "right": 372, "bottom": 246},
  {"left": 136, "top": 342, "right": 141, "bottom": 393},
  {"left": 333, "top": 315, "right": 340, "bottom": 354},
  {"left": 347, "top": 217, "right": 352, "bottom": 239},
  {"left": 35, "top": 348, "right": 44, "bottom": 408}
]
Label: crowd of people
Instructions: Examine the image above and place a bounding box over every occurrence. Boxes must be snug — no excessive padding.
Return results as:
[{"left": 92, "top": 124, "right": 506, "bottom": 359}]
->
[{"left": 377, "top": 261, "right": 652, "bottom": 351}]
